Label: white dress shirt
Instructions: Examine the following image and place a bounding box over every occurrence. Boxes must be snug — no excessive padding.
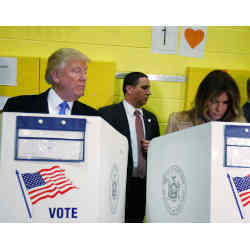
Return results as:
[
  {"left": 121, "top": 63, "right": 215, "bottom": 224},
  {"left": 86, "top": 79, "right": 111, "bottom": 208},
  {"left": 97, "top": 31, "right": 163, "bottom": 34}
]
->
[
  {"left": 123, "top": 100, "right": 145, "bottom": 169},
  {"left": 47, "top": 88, "right": 73, "bottom": 115}
]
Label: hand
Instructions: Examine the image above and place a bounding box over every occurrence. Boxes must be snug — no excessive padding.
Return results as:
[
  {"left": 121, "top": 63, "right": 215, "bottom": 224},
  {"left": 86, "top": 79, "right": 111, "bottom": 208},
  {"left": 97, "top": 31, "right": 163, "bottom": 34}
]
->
[{"left": 141, "top": 139, "right": 150, "bottom": 153}]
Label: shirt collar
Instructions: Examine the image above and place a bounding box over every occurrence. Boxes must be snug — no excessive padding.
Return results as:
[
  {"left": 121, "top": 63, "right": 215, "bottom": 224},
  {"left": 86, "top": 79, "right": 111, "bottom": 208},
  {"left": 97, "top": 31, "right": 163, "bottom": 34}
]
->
[
  {"left": 48, "top": 88, "right": 73, "bottom": 111},
  {"left": 123, "top": 99, "right": 143, "bottom": 117}
]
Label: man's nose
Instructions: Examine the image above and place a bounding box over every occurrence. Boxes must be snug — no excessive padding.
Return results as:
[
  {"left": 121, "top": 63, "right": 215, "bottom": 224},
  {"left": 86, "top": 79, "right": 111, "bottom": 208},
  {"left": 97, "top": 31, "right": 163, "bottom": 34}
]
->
[{"left": 79, "top": 72, "right": 87, "bottom": 81}]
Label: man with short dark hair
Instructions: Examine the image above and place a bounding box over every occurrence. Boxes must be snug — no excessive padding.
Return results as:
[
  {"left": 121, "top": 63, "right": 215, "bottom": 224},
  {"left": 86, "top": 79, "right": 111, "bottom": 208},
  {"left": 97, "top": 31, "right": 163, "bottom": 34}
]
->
[
  {"left": 3, "top": 48, "right": 98, "bottom": 116},
  {"left": 99, "top": 72, "right": 160, "bottom": 222}
]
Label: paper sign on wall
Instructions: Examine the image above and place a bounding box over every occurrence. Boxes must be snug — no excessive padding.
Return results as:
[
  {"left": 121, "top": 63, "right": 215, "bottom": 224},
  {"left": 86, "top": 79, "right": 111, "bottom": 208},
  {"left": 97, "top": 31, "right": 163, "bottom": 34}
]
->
[
  {"left": 0, "top": 57, "right": 17, "bottom": 86},
  {"left": 179, "top": 26, "right": 207, "bottom": 58},
  {"left": 152, "top": 26, "right": 178, "bottom": 54}
]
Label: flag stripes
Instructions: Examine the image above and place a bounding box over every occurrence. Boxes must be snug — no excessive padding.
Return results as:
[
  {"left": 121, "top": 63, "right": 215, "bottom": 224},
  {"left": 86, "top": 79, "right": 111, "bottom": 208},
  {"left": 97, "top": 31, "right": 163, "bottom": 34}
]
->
[
  {"left": 21, "top": 165, "right": 78, "bottom": 205},
  {"left": 233, "top": 175, "right": 250, "bottom": 207}
]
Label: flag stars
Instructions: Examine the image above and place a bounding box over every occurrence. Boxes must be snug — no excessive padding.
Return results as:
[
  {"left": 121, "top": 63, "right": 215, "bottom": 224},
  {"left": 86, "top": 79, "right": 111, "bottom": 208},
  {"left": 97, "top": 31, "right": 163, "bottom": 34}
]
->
[
  {"left": 22, "top": 173, "right": 45, "bottom": 190},
  {"left": 233, "top": 176, "right": 250, "bottom": 193}
]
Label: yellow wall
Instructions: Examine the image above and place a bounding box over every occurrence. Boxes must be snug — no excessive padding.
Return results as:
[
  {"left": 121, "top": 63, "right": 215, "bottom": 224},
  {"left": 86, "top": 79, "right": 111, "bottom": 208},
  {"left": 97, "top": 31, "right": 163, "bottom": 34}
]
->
[
  {"left": 0, "top": 56, "right": 40, "bottom": 96},
  {"left": 0, "top": 26, "right": 250, "bottom": 134}
]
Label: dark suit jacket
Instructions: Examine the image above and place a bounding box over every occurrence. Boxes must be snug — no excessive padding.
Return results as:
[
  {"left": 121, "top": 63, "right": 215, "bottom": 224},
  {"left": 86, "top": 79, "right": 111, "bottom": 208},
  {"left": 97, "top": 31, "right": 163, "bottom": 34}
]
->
[
  {"left": 99, "top": 102, "right": 160, "bottom": 179},
  {"left": 3, "top": 89, "right": 99, "bottom": 116},
  {"left": 243, "top": 102, "right": 250, "bottom": 123}
]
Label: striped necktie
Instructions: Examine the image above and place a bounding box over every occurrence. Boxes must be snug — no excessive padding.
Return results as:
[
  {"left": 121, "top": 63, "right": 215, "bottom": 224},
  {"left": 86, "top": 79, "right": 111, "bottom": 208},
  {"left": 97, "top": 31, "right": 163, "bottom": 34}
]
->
[{"left": 134, "top": 110, "right": 147, "bottom": 178}]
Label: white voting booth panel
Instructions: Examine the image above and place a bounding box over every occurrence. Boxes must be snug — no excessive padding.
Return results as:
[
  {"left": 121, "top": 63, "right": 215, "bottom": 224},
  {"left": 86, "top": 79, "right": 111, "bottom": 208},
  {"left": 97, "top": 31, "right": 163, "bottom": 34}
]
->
[
  {"left": 0, "top": 112, "right": 128, "bottom": 222},
  {"left": 147, "top": 122, "right": 250, "bottom": 222}
]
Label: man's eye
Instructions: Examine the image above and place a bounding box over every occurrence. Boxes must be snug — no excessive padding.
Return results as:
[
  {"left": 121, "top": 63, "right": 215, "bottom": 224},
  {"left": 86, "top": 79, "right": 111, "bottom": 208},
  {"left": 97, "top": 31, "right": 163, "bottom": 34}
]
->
[{"left": 72, "top": 67, "right": 81, "bottom": 73}]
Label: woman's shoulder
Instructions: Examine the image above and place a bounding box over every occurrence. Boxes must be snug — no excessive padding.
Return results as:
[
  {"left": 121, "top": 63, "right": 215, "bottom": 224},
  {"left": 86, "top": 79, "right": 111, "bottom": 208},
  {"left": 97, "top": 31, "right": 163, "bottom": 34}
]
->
[
  {"left": 169, "top": 111, "right": 192, "bottom": 123},
  {"left": 233, "top": 115, "right": 247, "bottom": 123},
  {"left": 166, "top": 111, "right": 194, "bottom": 134}
]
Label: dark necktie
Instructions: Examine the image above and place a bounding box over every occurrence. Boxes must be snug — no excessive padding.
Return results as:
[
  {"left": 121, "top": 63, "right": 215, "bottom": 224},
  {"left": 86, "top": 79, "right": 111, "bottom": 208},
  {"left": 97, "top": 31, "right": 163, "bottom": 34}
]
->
[
  {"left": 59, "top": 101, "right": 69, "bottom": 115},
  {"left": 134, "top": 110, "right": 147, "bottom": 178}
]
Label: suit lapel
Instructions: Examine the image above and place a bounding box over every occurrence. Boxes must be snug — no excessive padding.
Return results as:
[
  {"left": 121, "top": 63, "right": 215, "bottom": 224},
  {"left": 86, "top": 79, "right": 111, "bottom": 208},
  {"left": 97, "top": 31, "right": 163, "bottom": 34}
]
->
[
  {"left": 118, "top": 102, "right": 134, "bottom": 175},
  {"left": 117, "top": 102, "right": 131, "bottom": 140},
  {"left": 143, "top": 110, "right": 152, "bottom": 140},
  {"left": 71, "top": 101, "right": 79, "bottom": 115},
  {"left": 36, "top": 90, "right": 50, "bottom": 113}
]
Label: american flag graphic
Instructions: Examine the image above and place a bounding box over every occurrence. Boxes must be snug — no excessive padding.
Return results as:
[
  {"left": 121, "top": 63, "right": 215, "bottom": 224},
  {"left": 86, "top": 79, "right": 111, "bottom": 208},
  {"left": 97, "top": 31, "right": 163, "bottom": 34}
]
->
[
  {"left": 21, "top": 165, "right": 78, "bottom": 205},
  {"left": 232, "top": 175, "right": 250, "bottom": 207}
]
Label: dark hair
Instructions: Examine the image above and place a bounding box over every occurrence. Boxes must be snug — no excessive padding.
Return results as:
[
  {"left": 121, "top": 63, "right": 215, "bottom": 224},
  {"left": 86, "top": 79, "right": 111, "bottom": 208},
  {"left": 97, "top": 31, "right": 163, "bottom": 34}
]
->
[
  {"left": 247, "top": 78, "right": 250, "bottom": 98},
  {"left": 122, "top": 72, "right": 148, "bottom": 95},
  {"left": 189, "top": 70, "right": 242, "bottom": 123}
]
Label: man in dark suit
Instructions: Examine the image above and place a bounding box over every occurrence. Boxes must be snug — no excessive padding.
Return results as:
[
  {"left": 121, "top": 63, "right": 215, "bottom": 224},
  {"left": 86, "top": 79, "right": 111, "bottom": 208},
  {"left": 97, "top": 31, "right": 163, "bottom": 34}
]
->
[
  {"left": 3, "top": 48, "right": 98, "bottom": 116},
  {"left": 99, "top": 72, "right": 160, "bottom": 222},
  {"left": 243, "top": 78, "right": 250, "bottom": 122}
]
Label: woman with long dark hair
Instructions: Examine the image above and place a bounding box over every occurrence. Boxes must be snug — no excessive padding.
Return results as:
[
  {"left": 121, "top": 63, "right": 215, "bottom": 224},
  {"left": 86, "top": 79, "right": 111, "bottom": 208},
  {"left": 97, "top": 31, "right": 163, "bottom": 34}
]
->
[{"left": 166, "top": 70, "right": 246, "bottom": 133}]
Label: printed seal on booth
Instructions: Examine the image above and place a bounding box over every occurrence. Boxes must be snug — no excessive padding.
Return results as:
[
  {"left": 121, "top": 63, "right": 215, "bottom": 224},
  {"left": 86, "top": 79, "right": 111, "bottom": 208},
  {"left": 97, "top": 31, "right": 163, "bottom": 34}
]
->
[
  {"left": 162, "top": 165, "right": 187, "bottom": 216},
  {"left": 109, "top": 164, "right": 120, "bottom": 214}
]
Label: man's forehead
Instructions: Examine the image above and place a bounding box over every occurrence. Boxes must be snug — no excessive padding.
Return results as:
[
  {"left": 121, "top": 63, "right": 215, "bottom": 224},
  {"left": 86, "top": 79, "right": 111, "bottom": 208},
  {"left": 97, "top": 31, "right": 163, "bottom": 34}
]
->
[
  {"left": 65, "top": 58, "right": 87, "bottom": 68},
  {"left": 137, "top": 77, "right": 150, "bottom": 85}
]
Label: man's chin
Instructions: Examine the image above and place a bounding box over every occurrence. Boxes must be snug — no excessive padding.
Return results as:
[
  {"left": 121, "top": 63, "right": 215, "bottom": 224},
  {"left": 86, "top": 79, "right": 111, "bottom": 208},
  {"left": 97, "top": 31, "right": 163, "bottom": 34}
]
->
[{"left": 73, "top": 94, "right": 84, "bottom": 101}]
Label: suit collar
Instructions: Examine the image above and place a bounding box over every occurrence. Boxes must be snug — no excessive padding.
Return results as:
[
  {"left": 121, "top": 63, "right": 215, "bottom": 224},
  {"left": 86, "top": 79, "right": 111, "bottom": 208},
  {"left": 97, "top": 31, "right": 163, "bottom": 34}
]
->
[
  {"left": 120, "top": 101, "right": 154, "bottom": 140},
  {"left": 36, "top": 89, "right": 50, "bottom": 113},
  {"left": 123, "top": 99, "right": 143, "bottom": 117},
  {"left": 47, "top": 88, "right": 73, "bottom": 114}
]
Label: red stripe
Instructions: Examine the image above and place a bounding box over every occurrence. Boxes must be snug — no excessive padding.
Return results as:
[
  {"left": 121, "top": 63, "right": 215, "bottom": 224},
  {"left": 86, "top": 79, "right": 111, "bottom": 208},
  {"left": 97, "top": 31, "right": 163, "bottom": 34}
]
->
[
  {"left": 46, "top": 178, "right": 69, "bottom": 186},
  {"left": 28, "top": 178, "right": 68, "bottom": 194},
  {"left": 30, "top": 186, "right": 58, "bottom": 199},
  {"left": 241, "top": 195, "right": 250, "bottom": 202},
  {"left": 39, "top": 165, "right": 60, "bottom": 173},
  {"left": 44, "top": 176, "right": 66, "bottom": 183},
  {"left": 43, "top": 173, "right": 65, "bottom": 180},
  {"left": 58, "top": 183, "right": 76, "bottom": 190},
  {"left": 41, "top": 169, "right": 65, "bottom": 177},
  {"left": 240, "top": 192, "right": 250, "bottom": 198},
  {"left": 31, "top": 186, "right": 78, "bottom": 205},
  {"left": 30, "top": 182, "right": 76, "bottom": 200},
  {"left": 29, "top": 180, "right": 74, "bottom": 198},
  {"left": 243, "top": 200, "right": 250, "bottom": 207},
  {"left": 54, "top": 179, "right": 70, "bottom": 186},
  {"left": 28, "top": 183, "right": 53, "bottom": 195}
]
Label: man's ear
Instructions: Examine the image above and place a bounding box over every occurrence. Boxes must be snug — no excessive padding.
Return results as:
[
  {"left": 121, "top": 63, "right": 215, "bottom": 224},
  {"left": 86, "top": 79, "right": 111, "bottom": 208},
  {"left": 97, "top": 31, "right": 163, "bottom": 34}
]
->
[
  {"left": 50, "top": 70, "right": 60, "bottom": 84},
  {"left": 126, "top": 85, "right": 134, "bottom": 95}
]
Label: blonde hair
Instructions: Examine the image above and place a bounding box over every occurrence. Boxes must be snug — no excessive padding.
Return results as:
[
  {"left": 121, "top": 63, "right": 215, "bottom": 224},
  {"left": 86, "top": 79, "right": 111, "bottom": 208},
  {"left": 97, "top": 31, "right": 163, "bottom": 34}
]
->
[{"left": 45, "top": 48, "right": 90, "bottom": 84}]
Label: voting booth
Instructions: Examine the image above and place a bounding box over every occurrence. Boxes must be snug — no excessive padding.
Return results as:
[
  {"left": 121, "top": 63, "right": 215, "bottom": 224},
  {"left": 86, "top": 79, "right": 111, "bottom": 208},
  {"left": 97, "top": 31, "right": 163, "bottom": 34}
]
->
[
  {"left": 146, "top": 122, "right": 250, "bottom": 222},
  {"left": 0, "top": 112, "right": 128, "bottom": 222}
]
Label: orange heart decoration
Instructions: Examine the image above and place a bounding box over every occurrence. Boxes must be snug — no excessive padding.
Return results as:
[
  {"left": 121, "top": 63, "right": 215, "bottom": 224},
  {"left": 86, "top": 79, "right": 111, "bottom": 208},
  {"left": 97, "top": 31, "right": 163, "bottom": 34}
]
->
[{"left": 184, "top": 28, "right": 205, "bottom": 49}]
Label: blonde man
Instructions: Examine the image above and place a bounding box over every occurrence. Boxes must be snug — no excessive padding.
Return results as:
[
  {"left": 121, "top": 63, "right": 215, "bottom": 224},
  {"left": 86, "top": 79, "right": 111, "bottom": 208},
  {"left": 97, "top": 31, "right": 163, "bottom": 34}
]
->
[{"left": 4, "top": 48, "right": 98, "bottom": 116}]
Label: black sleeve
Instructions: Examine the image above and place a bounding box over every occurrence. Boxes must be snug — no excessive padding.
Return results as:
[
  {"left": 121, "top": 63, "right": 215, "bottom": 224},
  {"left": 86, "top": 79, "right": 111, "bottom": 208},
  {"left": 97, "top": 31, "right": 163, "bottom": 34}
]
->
[
  {"left": 3, "top": 96, "right": 25, "bottom": 112},
  {"left": 150, "top": 113, "right": 160, "bottom": 138}
]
